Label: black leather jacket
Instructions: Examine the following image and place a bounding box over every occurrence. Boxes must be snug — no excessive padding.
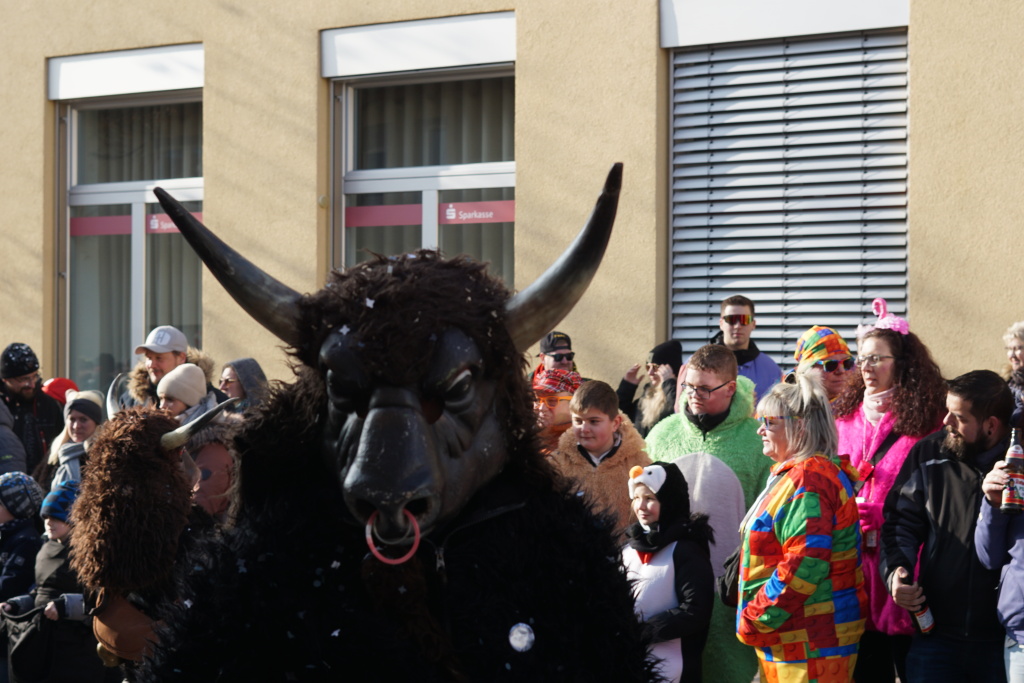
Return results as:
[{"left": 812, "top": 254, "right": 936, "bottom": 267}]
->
[{"left": 880, "top": 429, "right": 1006, "bottom": 642}]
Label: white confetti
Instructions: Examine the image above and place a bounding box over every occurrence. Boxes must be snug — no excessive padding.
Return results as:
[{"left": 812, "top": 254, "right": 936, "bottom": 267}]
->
[
  {"left": 331, "top": 629, "right": 340, "bottom": 637},
  {"left": 508, "top": 623, "right": 535, "bottom": 652},
  {"left": 398, "top": 585, "right": 407, "bottom": 594},
  {"left": 183, "top": 599, "right": 193, "bottom": 608},
  {"left": 365, "top": 298, "right": 375, "bottom": 309},
  {"left": 330, "top": 561, "right": 340, "bottom": 569},
  {"left": 340, "top": 325, "right": 350, "bottom": 336}
]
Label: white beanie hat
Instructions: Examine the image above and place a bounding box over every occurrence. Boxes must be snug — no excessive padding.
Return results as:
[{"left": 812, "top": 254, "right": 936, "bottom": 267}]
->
[
  {"left": 628, "top": 464, "right": 667, "bottom": 499},
  {"left": 157, "top": 363, "right": 207, "bottom": 407}
]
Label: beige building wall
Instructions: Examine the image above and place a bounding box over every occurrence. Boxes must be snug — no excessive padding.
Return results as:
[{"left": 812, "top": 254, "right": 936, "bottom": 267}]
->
[
  {"left": 0, "top": 1, "right": 665, "bottom": 388},
  {"left": 908, "top": 0, "right": 1024, "bottom": 379}
]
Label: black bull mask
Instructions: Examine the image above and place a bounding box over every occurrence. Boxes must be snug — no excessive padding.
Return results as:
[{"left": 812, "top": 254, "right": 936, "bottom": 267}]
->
[{"left": 153, "top": 163, "right": 622, "bottom": 544}]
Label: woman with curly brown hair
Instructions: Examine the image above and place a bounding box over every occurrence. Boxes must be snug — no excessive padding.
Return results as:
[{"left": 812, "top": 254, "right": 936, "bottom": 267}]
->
[{"left": 832, "top": 298, "right": 947, "bottom": 683}]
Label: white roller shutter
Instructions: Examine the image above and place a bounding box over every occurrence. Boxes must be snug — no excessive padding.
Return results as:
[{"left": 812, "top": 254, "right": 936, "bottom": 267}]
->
[{"left": 669, "top": 30, "right": 908, "bottom": 365}]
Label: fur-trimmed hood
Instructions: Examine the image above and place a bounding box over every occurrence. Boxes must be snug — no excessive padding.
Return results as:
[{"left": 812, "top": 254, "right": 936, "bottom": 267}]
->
[
  {"left": 127, "top": 347, "right": 218, "bottom": 406},
  {"left": 549, "top": 414, "right": 651, "bottom": 540}
]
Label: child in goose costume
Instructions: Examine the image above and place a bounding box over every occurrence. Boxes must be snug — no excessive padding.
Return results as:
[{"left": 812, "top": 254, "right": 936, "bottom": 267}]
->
[{"left": 623, "top": 463, "right": 714, "bottom": 683}]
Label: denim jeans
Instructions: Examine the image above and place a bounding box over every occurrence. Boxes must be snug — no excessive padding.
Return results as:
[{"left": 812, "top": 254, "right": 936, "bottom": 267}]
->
[
  {"left": 1006, "top": 636, "right": 1024, "bottom": 683},
  {"left": 905, "top": 633, "right": 1005, "bottom": 683}
]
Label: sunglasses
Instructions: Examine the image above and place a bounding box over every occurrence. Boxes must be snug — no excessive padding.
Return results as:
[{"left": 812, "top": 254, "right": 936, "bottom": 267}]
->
[
  {"left": 814, "top": 358, "right": 856, "bottom": 374},
  {"left": 721, "top": 314, "right": 753, "bottom": 326},
  {"left": 534, "top": 396, "right": 572, "bottom": 409},
  {"left": 758, "top": 415, "right": 799, "bottom": 429},
  {"left": 546, "top": 352, "right": 575, "bottom": 362}
]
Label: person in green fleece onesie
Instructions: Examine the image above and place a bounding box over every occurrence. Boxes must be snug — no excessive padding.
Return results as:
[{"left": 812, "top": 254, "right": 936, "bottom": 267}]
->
[{"left": 645, "top": 343, "right": 770, "bottom": 683}]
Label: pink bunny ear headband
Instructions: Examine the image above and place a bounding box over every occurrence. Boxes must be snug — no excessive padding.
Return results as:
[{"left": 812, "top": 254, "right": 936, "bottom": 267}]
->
[{"left": 855, "top": 297, "right": 909, "bottom": 340}]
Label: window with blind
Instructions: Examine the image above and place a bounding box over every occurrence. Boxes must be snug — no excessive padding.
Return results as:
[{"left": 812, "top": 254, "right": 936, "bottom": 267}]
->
[
  {"left": 669, "top": 30, "right": 908, "bottom": 364},
  {"left": 334, "top": 72, "right": 515, "bottom": 284}
]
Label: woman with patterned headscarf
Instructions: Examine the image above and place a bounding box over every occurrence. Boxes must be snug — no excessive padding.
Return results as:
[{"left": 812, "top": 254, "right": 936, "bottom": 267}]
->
[{"left": 791, "top": 326, "right": 855, "bottom": 402}]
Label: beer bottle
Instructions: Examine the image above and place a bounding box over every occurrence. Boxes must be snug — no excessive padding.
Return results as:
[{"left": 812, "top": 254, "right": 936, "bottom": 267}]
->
[
  {"left": 900, "top": 573, "right": 934, "bottom": 635},
  {"left": 1001, "top": 428, "right": 1024, "bottom": 515}
]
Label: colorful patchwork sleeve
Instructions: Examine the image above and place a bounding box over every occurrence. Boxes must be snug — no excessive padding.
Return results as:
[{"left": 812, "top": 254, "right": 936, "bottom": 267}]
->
[{"left": 739, "top": 465, "right": 840, "bottom": 637}]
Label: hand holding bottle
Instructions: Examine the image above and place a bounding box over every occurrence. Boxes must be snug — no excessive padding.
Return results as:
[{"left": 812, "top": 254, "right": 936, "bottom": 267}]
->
[
  {"left": 890, "top": 566, "right": 925, "bottom": 611},
  {"left": 983, "top": 461, "right": 1009, "bottom": 507}
]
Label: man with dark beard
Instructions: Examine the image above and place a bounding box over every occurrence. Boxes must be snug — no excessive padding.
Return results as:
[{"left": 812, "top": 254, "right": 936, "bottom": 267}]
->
[
  {"left": 0, "top": 344, "right": 64, "bottom": 477},
  {"left": 880, "top": 370, "right": 1012, "bottom": 683}
]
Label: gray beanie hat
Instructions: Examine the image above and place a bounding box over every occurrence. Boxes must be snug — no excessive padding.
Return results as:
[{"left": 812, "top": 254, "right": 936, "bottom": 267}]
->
[
  {"left": 157, "top": 363, "right": 207, "bottom": 407},
  {"left": 0, "top": 472, "right": 44, "bottom": 520}
]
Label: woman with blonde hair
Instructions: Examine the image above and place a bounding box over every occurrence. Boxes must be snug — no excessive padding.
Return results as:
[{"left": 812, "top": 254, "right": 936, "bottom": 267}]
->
[
  {"left": 738, "top": 373, "right": 866, "bottom": 683},
  {"left": 35, "top": 390, "right": 105, "bottom": 492},
  {"left": 1002, "top": 320, "right": 1024, "bottom": 426}
]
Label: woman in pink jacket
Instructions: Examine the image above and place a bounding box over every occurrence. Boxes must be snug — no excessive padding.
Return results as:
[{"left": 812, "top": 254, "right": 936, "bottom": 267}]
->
[{"left": 832, "top": 298, "right": 946, "bottom": 683}]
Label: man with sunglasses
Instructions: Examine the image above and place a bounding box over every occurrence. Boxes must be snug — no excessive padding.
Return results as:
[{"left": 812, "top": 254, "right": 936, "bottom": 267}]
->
[
  {"left": 532, "top": 368, "right": 582, "bottom": 456},
  {"left": 0, "top": 343, "right": 64, "bottom": 477},
  {"left": 712, "top": 295, "right": 782, "bottom": 401}
]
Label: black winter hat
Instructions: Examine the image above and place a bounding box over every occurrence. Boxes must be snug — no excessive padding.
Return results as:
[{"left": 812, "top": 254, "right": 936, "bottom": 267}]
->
[
  {"left": 0, "top": 344, "right": 39, "bottom": 380},
  {"left": 647, "top": 341, "right": 684, "bottom": 377}
]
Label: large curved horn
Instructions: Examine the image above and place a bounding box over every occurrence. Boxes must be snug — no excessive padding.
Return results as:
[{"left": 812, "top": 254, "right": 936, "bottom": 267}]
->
[
  {"left": 106, "top": 373, "right": 124, "bottom": 419},
  {"left": 160, "top": 398, "right": 241, "bottom": 452},
  {"left": 505, "top": 163, "right": 622, "bottom": 352},
  {"left": 153, "top": 188, "right": 304, "bottom": 347}
]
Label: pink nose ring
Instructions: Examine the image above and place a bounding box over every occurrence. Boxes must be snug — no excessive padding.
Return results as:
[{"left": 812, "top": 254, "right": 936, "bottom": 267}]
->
[{"left": 365, "top": 509, "right": 421, "bottom": 565}]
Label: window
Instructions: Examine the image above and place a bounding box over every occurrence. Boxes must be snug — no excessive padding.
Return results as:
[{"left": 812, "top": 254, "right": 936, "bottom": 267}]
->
[
  {"left": 61, "top": 98, "right": 203, "bottom": 391},
  {"left": 324, "top": 14, "right": 516, "bottom": 283},
  {"left": 51, "top": 45, "right": 204, "bottom": 390},
  {"left": 668, "top": 31, "right": 908, "bottom": 361}
]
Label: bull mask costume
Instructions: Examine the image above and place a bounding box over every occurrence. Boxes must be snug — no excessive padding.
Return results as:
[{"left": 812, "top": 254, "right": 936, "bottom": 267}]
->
[{"left": 136, "top": 164, "right": 657, "bottom": 682}]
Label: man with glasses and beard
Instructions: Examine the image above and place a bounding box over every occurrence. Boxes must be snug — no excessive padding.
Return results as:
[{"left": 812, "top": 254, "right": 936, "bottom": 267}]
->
[
  {"left": 644, "top": 343, "right": 768, "bottom": 683},
  {"left": 0, "top": 343, "right": 64, "bottom": 478},
  {"left": 880, "top": 370, "right": 1012, "bottom": 683}
]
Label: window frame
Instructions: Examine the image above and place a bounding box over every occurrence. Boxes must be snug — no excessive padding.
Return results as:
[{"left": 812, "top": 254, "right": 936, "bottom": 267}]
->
[
  {"left": 329, "top": 66, "right": 516, "bottom": 270},
  {"left": 55, "top": 89, "right": 204, "bottom": 381}
]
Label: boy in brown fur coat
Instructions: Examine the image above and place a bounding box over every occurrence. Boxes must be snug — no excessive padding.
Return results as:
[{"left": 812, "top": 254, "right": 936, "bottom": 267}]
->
[{"left": 549, "top": 380, "right": 651, "bottom": 540}]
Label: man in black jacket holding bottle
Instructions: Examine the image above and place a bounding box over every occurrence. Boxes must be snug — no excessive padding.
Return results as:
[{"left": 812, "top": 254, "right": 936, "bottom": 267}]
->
[{"left": 880, "top": 370, "right": 1012, "bottom": 683}]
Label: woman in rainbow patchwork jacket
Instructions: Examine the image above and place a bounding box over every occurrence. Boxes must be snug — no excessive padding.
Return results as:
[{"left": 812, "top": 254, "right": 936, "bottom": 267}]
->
[{"left": 737, "top": 372, "right": 867, "bottom": 683}]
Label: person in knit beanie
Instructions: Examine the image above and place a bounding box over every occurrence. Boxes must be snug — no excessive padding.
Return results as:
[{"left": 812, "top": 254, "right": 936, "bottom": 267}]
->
[
  {"left": 0, "top": 473, "right": 44, "bottom": 601},
  {"left": 159, "top": 363, "right": 239, "bottom": 521},
  {"left": 618, "top": 340, "right": 683, "bottom": 438},
  {"left": 158, "top": 364, "right": 219, "bottom": 422},
  {"left": 532, "top": 368, "right": 583, "bottom": 456},
  {"left": 791, "top": 326, "right": 854, "bottom": 402},
  {"left": 37, "top": 389, "right": 105, "bottom": 491},
  {"left": 0, "top": 344, "right": 65, "bottom": 478}
]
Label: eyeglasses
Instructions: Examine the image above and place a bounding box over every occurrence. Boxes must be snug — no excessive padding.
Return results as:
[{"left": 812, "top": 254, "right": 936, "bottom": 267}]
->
[
  {"left": 546, "top": 352, "right": 575, "bottom": 363},
  {"left": 681, "top": 381, "right": 732, "bottom": 399},
  {"left": 721, "top": 314, "right": 753, "bottom": 326},
  {"left": 857, "top": 354, "right": 895, "bottom": 367},
  {"left": 534, "top": 396, "right": 572, "bottom": 409},
  {"left": 219, "top": 378, "right": 237, "bottom": 386},
  {"left": 814, "top": 358, "right": 856, "bottom": 374},
  {"left": 3, "top": 373, "right": 39, "bottom": 388},
  {"left": 759, "top": 415, "right": 799, "bottom": 429},
  {"left": 1007, "top": 347, "right": 1024, "bottom": 354}
]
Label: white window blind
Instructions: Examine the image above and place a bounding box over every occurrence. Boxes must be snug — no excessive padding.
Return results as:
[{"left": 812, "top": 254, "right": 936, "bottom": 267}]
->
[{"left": 669, "top": 30, "right": 908, "bottom": 363}]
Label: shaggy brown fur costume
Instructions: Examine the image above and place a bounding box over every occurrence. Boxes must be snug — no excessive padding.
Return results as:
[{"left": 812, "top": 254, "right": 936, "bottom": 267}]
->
[{"left": 70, "top": 408, "right": 192, "bottom": 596}]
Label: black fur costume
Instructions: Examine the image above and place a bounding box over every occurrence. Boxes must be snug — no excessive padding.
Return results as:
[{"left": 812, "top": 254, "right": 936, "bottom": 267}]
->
[{"left": 138, "top": 252, "right": 654, "bottom": 682}]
